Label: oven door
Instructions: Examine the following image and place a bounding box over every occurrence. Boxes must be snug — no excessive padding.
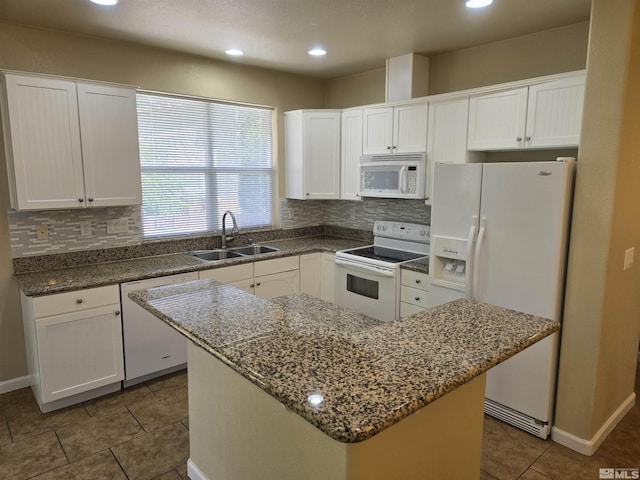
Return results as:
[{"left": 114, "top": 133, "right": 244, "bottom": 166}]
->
[{"left": 334, "top": 256, "right": 399, "bottom": 322}]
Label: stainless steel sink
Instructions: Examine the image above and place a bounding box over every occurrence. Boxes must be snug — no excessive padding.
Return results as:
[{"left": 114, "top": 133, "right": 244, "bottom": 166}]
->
[
  {"left": 188, "top": 249, "right": 244, "bottom": 261},
  {"left": 230, "top": 245, "right": 280, "bottom": 255}
]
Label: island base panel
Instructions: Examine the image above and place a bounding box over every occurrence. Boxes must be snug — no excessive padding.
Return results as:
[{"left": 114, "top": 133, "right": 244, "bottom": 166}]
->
[{"left": 187, "top": 342, "right": 486, "bottom": 480}]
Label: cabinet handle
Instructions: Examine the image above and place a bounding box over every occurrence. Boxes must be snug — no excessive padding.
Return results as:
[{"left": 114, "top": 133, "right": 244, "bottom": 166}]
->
[
  {"left": 76, "top": 298, "right": 83, "bottom": 304},
  {"left": 78, "top": 198, "right": 84, "bottom": 203},
  {"left": 415, "top": 296, "right": 421, "bottom": 301},
  {"left": 115, "top": 310, "right": 121, "bottom": 316}
]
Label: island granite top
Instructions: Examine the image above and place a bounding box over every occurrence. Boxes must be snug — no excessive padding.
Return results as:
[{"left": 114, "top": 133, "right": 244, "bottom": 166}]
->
[{"left": 129, "top": 279, "right": 559, "bottom": 443}]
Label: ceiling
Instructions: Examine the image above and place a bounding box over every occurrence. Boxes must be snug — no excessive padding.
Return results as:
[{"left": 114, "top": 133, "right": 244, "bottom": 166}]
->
[{"left": 0, "top": 0, "right": 592, "bottom": 79}]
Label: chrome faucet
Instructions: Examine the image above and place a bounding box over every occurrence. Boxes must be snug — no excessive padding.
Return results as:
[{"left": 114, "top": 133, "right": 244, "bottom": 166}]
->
[{"left": 221, "top": 210, "right": 240, "bottom": 249}]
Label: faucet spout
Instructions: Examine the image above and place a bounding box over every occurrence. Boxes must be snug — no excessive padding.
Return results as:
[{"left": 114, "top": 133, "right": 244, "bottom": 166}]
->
[{"left": 221, "top": 210, "right": 240, "bottom": 249}]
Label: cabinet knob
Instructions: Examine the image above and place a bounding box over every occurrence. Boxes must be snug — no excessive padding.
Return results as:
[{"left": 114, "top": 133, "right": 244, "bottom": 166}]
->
[
  {"left": 415, "top": 296, "right": 421, "bottom": 301},
  {"left": 115, "top": 310, "right": 121, "bottom": 316},
  {"left": 88, "top": 198, "right": 94, "bottom": 202},
  {"left": 516, "top": 137, "right": 522, "bottom": 142},
  {"left": 392, "top": 145, "right": 397, "bottom": 150},
  {"left": 76, "top": 298, "right": 83, "bottom": 304},
  {"left": 415, "top": 279, "right": 421, "bottom": 284},
  {"left": 78, "top": 198, "right": 84, "bottom": 203},
  {"left": 250, "top": 284, "right": 255, "bottom": 288},
  {"left": 525, "top": 136, "right": 531, "bottom": 141},
  {"left": 256, "top": 282, "right": 261, "bottom": 286},
  {"left": 306, "top": 193, "right": 309, "bottom": 196}
]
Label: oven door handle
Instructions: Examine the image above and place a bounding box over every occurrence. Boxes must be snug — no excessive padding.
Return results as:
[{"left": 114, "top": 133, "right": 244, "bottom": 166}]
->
[{"left": 334, "top": 258, "right": 396, "bottom": 277}]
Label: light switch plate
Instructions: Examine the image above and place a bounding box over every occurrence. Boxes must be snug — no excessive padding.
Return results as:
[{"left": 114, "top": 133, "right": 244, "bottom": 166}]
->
[
  {"left": 624, "top": 247, "right": 634, "bottom": 270},
  {"left": 36, "top": 224, "right": 49, "bottom": 241}
]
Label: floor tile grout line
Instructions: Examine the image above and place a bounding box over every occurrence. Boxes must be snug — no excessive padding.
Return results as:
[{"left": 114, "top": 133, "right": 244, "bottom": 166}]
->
[
  {"left": 109, "top": 447, "right": 132, "bottom": 480},
  {"left": 2, "top": 415, "right": 14, "bottom": 444},
  {"left": 53, "top": 428, "right": 72, "bottom": 465},
  {"left": 513, "top": 440, "right": 555, "bottom": 480}
]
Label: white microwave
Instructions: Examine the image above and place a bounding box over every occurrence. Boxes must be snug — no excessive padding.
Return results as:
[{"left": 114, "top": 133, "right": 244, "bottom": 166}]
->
[{"left": 360, "top": 153, "right": 426, "bottom": 199}]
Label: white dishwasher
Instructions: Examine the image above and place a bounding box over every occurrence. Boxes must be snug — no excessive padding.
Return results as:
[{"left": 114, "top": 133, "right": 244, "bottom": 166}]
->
[{"left": 120, "top": 272, "right": 198, "bottom": 387}]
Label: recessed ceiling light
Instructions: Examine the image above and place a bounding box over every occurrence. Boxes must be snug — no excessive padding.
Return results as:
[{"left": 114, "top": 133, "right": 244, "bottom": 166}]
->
[
  {"left": 465, "top": 0, "right": 492, "bottom": 8},
  {"left": 225, "top": 49, "right": 244, "bottom": 56},
  {"left": 308, "top": 48, "right": 327, "bottom": 57},
  {"left": 90, "top": 0, "right": 119, "bottom": 5}
]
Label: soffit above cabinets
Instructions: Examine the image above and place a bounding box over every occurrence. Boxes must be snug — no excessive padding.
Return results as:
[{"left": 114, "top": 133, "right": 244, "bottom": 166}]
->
[{"left": 0, "top": 0, "right": 590, "bottom": 79}]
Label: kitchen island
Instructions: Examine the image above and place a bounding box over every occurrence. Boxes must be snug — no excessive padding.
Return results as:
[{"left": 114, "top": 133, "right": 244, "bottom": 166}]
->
[{"left": 129, "top": 279, "right": 559, "bottom": 480}]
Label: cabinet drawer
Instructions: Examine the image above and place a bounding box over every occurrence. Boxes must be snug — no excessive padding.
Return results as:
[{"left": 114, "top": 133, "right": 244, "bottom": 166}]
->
[
  {"left": 200, "top": 263, "right": 253, "bottom": 283},
  {"left": 32, "top": 285, "right": 120, "bottom": 318},
  {"left": 401, "top": 286, "right": 430, "bottom": 309},
  {"left": 254, "top": 255, "right": 299, "bottom": 277},
  {"left": 401, "top": 270, "right": 429, "bottom": 291},
  {"left": 400, "top": 301, "right": 425, "bottom": 318}
]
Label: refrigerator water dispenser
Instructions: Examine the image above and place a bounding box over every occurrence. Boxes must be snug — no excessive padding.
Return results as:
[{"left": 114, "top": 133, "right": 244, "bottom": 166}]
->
[{"left": 430, "top": 236, "right": 468, "bottom": 291}]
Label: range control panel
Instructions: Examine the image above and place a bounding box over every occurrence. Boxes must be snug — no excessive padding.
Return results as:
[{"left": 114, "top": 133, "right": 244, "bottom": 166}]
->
[{"left": 373, "top": 221, "right": 430, "bottom": 243}]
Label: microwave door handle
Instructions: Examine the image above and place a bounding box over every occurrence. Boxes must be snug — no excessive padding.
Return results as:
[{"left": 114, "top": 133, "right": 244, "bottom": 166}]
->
[
  {"left": 334, "top": 258, "right": 395, "bottom": 277},
  {"left": 400, "top": 166, "right": 407, "bottom": 193}
]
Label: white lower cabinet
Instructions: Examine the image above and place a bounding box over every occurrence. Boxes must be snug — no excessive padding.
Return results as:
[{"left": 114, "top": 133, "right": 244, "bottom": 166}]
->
[
  {"left": 299, "top": 252, "right": 335, "bottom": 302},
  {"left": 400, "top": 270, "right": 430, "bottom": 318},
  {"left": 21, "top": 285, "right": 124, "bottom": 413},
  {"left": 200, "top": 256, "right": 300, "bottom": 298}
]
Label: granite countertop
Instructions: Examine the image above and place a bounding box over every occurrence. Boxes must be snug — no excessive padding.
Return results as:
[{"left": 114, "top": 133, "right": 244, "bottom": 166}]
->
[
  {"left": 16, "top": 235, "right": 369, "bottom": 296},
  {"left": 129, "top": 279, "right": 559, "bottom": 443}
]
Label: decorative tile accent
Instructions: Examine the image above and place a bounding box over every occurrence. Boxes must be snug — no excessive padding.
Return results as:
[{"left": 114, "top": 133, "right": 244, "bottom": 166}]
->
[{"left": 8, "top": 206, "right": 142, "bottom": 258}]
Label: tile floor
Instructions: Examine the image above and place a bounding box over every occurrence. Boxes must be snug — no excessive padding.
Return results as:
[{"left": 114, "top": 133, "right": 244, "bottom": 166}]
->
[{"left": 0, "top": 363, "right": 637, "bottom": 479}]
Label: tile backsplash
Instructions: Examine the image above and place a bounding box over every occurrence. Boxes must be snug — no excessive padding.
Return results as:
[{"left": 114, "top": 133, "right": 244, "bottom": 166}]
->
[{"left": 8, "top": 198, "right": 430, "bottom": 258}]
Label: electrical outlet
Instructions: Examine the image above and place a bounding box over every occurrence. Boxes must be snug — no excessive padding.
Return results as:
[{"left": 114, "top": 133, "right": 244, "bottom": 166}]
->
[
  {"left": 288, "top": 208, "right": 294, "bottom": 220},
  {"left": 80, "top": 220, "right": 92, "bottom": 237},
  {"left": 118, "top": 217, "right": 129, "bottom": 233},
  {"left": 106, "top": 219, "right": 119, "bottom": 234},
  {"left": 36, "top": 224, "right": 49, "bottom": 241},
  {"left": 624, "top": 247, "right": 634, "bottom": 270},
  {"left": 350, "top": 207, "right": 356, "bottom": 221}
]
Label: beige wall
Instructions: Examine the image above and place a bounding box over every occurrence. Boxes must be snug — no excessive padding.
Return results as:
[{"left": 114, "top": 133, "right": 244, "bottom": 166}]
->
[
  {"left": 0, "top": 22, "right": 325, "bottom": 383},
  {"left": 428, "top": 22, "right": 590, "bottom": 94},
  {"left": 555, "top": 0, "right": 640, "bottom": 441},
  {"left": 325, "top": 22, "right": 589, "bottom": 108}
]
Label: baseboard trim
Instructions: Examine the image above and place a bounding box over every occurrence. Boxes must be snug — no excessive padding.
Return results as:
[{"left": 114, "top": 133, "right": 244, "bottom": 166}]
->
[
  {"left": 551, "top": 392, "right": 636, "bottom": 456},
  {"left": 187, "top": 459, "right": 209, "bottom": 480},
  {"left": 0, "top": 375, "right": 30, "bottom": 395}
]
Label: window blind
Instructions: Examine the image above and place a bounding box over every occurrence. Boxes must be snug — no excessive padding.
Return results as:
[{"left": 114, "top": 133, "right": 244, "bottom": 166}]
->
[{"left": 136, "top": 92, "right": 274, "bottom": 238}]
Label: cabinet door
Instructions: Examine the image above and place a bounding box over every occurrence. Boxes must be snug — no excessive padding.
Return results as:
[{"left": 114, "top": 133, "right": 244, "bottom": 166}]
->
[
  {"left": 229, "top": 278, "right": 255, "bottom": 294},
  {"left": 299, "top": 253, "right": 322, "bottom": 298},
  {"left": 525, "top": 76, "right": 585, "bottom": 148},
  {"left": 467, "top": 87, "right": 528, "bottom": 150},
  {"left": 255, "top": 270, "right": 300, "bottom": 299},
  {"left": 426, "top": 98, "right": 469, "bottom": 204},
  {"left": 77, "top": 83, "right": 142, "bottom": 207},
  {"left": 304, "top": 112, "right": 340, "bottom": 199},
  {"left": 199, "top": 263, "right": 254, "bottom": 283},
  {"left": 3, "top": 74, "right": 85, "bottom": 210},
  {"left": 393, "top": 103, "right": 428, "bottom": 153},
  {"left": 362, "top": 107, "right": 393, "bottom": 154},
  {"left": 320, "top": 252, "right": 336, "bottom": 303},
  {"left": 36, "top": 305, "right": 124, "bottom": 403},
  {"left": 340, "top": 109, "right": 363, "bottom": 201}
]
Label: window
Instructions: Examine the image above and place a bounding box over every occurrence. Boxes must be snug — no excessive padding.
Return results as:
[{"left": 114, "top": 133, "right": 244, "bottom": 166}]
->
[{"left": 136, "top": 92, "right": 274, "bottom": 238}]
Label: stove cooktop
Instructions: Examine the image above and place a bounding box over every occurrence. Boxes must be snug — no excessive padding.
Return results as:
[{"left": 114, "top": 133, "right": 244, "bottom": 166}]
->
[{"left": 341, "top": 245, "right": 427, "bottom": 264}]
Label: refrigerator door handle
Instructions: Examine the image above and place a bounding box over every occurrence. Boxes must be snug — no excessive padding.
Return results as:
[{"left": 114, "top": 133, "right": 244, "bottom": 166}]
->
[
  {"left": 473, "top": 217, "right": 487, "bottom": 301},
  {"left": 466, "top": 216, "right": 478, "bottom": 301}
]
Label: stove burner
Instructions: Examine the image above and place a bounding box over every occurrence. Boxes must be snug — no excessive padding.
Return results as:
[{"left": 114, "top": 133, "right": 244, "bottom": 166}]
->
[{"left": 342, "top": 245, "right": 427, "bottom": 264}]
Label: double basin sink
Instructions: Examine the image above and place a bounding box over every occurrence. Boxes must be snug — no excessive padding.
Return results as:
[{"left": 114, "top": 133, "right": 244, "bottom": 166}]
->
[{"left": 188, "top": 245, "right": 280, "bottom": 262}]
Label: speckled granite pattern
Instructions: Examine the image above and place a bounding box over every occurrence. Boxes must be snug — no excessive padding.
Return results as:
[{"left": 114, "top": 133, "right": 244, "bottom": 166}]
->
[
  {"left": 400, "top": 257, "right": 429, "bottom": 274},
  {"left": 129, "top": 281, "right": 559, "bottom": 444},
  {"left": 16, "top": 236, "right": 369, "bottom": 296}
]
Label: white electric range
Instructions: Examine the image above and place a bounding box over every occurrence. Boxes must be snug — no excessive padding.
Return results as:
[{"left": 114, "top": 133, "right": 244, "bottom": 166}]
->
[{"left": 334, "top": 221, "right": 430, "bottom": 322}]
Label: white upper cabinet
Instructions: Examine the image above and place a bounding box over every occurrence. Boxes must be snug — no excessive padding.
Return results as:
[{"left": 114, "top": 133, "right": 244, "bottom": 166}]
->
[
  {"left": 77, "top": 83, "right": 142, "bottom": 207},
  {"left": 1, "top": 72, "right": 142, "bottom": 210},
  {"left": 425, "top": 96, "right": 470, "bottom": 204},
  {"left": 285, "top": 109, "right": 341, "bottom": 200},
  {"left": 362, "top": 102, "right": 428, "bottom": 155},
  {"left": 467, "top": 74, "right": 585, "bottom": 150},
  {"left": 340, "top": 109, "right": 363, "bottom": 201}
]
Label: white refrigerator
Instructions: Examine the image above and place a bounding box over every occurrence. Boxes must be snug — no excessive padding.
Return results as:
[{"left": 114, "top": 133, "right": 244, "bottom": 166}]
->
[{"left": 428, "top": 159, "right": 574, "bottom": 438}]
